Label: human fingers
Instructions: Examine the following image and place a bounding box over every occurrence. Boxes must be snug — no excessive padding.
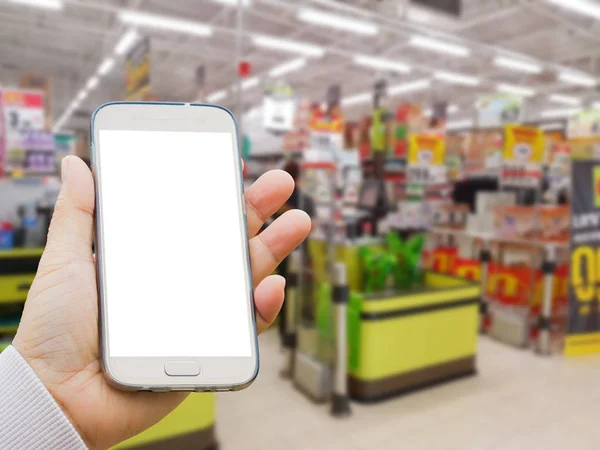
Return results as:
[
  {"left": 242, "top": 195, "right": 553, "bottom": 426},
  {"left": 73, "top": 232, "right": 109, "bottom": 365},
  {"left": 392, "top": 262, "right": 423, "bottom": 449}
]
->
[
  {"left": 38, "top": 156, "right": 95, "bottom": 272},
  {"left": 245, "top": 170, "right": 294, "bottom": 238},
  {"left": 254, "top": 275, "right": 286, "bottom": 334},
  {"left": 249, "top": 209, "right": 311, "bottom": 288}
]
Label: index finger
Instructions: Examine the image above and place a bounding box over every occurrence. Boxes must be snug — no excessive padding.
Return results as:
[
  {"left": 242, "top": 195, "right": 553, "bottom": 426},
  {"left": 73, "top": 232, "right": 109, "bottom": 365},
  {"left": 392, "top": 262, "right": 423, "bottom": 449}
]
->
[{"left": 244, "top": 170, "right": 294, "bottom": 238}]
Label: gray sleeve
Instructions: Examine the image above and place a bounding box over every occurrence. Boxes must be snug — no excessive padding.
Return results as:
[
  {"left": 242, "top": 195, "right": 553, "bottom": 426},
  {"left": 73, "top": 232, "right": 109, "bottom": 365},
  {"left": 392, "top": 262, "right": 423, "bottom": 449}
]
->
[{"left": 0, "top": 346, "right": 87, "bottom": 449}]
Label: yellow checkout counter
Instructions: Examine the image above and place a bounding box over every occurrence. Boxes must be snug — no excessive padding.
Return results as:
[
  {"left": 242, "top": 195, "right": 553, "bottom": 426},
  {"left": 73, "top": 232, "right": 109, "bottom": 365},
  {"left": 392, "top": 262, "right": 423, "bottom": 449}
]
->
[
  {"left": 309, "top": 238, "right": 481, "bottom": 402},
  {"left": 0, "top": 249, "right": 217, "bottom": 449}
]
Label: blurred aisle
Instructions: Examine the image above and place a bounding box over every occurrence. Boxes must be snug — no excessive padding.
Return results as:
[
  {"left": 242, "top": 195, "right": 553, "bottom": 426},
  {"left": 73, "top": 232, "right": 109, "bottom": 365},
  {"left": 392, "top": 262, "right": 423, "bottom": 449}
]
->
[{"left": 217, "top": 331, "right": 600, "bottom": 450}]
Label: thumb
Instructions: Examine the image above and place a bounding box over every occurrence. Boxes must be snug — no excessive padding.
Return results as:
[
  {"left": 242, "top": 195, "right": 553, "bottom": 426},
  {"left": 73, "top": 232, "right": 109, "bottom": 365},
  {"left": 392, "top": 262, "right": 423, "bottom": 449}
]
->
[{"left": 39, "top": 156, "right": 95, "bottom": 271}]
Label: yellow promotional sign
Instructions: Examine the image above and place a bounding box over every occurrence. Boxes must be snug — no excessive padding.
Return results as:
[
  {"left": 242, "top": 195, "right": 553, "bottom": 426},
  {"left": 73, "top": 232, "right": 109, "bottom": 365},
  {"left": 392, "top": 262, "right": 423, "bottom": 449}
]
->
[
  {"left": 503, "top": 125, "right": 545, "bottom": 163},
  {"left": 126, "top": 37, "right": 151, "bottom": 101},
  {"left": 502, "top": 125, "right": 545, "bottom": 187},
  {"left": 408, "top": 134, "right": 445, "bottom": 166}
]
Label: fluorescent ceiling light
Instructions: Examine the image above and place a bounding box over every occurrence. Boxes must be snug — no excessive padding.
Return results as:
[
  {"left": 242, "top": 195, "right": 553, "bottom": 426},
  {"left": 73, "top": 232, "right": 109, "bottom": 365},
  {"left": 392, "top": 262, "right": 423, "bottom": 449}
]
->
[
  {"left": 447, "top": 119, "right": 474, "bottom": 130},
  {"left": 493, "top": 56, "right": 542, "bottom": 74},
  {"left": 406, "top": 8, "right": 433, "bottom": 23},
  {"left": 545, "top": 0, "right": 600, "bottom": 20},
  {"left": 409, "top": 35, "right": 470, "bottom": 57},
  {"left": 341, "top": 92, "right": 371, "bottom": 107},
  {"left": 389, "top": 79, "right": 431, "bottom": 96},
  {"left": 423, "top": 104, "right": 459, "bottom": 117},
  {"left": 268, "top": 58, "right": 307, "bottom": 78},
  {"left": 540, "top": 107, "right": 582, "bottom": 119},
  {"left": 119, "top": 11, "right": 213, "bottom": 36},
  {"left": 97, "top": 58, "right": 115, "bottom": 76},
  {"left": 7, "top": 0, "right": 63, "bottom": 10},
  {"left": 241, "top": 77, "right": 260, "bottom": 90},
  {"left": 558, "top": 71, "right": 597, "bottom": 87},
  {"left": 86, "top": 76, "right": 99, "bottom": 91},
  {"left": 434, "top": 71, "right": 479, "bottom": 86},
  {"left": 297, "top": 7, "right": 378, "bottom": 36},
  {"left": 207, "top": 89, "right": 227, "bottom": 103},
  {"left": 114, "top": 29, "right": 139, "bottom": 56},
  {"left": 549, "top": 94, "right": 582, "bottom": 106},
  {"left": 496, "top": 83, "right": 536, "bottom": 97},
  {"left": 252, "top": 35, "right": 325, "bottom": 57},
  {"left": 210, "top": 0, "right": 251, "bottom": 5},
  {"left": 353, "top": 55, "right": 411, "bottom": 73},
  {"left": 75, "top": 89, "right": 88, "bottom": 102}
]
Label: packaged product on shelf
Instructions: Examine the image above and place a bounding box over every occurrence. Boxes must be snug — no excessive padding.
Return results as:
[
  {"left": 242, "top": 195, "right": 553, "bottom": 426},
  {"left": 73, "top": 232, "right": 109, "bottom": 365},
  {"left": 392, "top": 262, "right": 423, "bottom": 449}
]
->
[
  {"left": 493, "top": 206, "right": 538, "bottom": 239},
  {"left": 433, "top": 203, "right": 469, "bottom": 229},
  {"left": 539, "top": 206, "right": 569, "bottom": 242},
  {"left": 475, "top": 191, "right": 516, "bottom": 215}
]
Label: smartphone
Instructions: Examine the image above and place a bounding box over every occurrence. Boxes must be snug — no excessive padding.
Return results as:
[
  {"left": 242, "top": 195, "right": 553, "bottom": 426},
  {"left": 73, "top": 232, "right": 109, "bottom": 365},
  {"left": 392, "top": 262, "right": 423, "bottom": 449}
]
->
[{"left": 91, "top": 102, "right": 258, "bottom": 392}]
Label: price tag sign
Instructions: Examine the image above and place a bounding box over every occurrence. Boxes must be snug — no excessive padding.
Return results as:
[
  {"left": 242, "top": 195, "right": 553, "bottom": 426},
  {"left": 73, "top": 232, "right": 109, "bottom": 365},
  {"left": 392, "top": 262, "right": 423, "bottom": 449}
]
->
[
  {"left": 502, "top": 125, "right": 545, "bottom": 188},
  {"left": 310, "top": 131, "right": 342, "bottom": 151}
]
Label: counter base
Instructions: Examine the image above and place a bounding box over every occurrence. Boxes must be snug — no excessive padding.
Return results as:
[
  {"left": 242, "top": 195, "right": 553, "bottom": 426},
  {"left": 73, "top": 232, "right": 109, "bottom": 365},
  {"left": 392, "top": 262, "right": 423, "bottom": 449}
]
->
[
  {"left": 349, "top": 356, "right": 476, "bottom": 403},
  {"left": 123, "top": 426, "right": 217, "bottom": 450}
]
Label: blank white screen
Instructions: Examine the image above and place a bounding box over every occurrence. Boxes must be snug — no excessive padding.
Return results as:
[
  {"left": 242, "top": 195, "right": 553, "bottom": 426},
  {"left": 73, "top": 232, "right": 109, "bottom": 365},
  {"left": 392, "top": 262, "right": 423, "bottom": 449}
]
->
[{"left": 99, "top": 130, "right": 252, "bottom": 357}]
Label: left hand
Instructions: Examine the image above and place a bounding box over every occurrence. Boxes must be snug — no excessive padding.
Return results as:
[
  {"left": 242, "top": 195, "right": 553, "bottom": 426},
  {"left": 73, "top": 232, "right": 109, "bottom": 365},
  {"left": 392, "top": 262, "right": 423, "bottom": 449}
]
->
[{"left": 13, "top": 155, "right": 310, "bottom": 449}]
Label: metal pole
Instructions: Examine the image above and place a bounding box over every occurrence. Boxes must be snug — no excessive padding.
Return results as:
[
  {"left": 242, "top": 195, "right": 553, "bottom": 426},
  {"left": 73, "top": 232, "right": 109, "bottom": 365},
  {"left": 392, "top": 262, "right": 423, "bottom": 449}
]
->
[
  {"left": 479, "top": 240, "right": 491, "bottom": 334},
  {"left": 236, "top": 0, "right": 244, "bottom": 140},
  {"left": 537, "top": 244, "right": 556, "bottom": 355},
  {"left": 281, "top": 250, "right": 300, "bottom": 378},
  {"left": 331, "top": 262, "right": 351, "bottom": 417}
]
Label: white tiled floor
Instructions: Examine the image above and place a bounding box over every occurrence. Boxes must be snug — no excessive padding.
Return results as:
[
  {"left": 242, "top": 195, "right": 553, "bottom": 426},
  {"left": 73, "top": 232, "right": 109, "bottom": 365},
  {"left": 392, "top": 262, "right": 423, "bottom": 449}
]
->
[{"left": 216, "top": 331, "right": 600, "bottom": 449}]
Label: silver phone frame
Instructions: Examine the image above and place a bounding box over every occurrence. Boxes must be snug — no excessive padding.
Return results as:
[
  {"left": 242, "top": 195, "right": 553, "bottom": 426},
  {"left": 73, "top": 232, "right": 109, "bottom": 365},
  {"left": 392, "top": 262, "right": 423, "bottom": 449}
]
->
[{"left": 91, "top": 102, "right": 259, "bottom": 392}]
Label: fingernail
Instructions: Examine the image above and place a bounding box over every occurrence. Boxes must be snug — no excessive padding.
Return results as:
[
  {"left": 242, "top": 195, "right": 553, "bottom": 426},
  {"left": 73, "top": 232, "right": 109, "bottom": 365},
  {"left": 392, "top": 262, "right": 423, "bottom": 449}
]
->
[{"left": 61, "top": 157, "right": 69, "bottom": 185}]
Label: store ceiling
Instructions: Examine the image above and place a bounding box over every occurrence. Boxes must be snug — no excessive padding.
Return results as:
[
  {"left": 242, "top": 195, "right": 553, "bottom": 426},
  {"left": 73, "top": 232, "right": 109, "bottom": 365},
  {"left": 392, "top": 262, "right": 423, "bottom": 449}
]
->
[{"left": 0, "top": 0, "right": 599, "bottom": 132}]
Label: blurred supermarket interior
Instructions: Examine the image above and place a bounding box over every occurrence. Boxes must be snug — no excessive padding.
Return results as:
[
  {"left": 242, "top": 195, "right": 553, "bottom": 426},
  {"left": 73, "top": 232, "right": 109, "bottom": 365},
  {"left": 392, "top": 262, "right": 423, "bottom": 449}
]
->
[{"left": 2, "top": 0, "right": 600, "bottom": 449}]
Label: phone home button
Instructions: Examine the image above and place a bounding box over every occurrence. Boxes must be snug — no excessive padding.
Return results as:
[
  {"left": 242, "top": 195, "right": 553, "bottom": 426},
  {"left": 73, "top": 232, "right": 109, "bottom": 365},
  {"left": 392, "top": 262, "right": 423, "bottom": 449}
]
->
[{"left": 164, "top": 361, "right": 201, "bottom": 377}]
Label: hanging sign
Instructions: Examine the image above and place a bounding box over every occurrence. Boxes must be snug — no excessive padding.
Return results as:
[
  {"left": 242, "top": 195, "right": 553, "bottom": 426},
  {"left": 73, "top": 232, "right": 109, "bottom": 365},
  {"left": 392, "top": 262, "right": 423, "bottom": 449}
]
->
[
  {"left": 501, "top": 125, "right": 545, "bottom": 187},
  {"left": 476, "top": 93, "right": 522, "bottom": 128},
  {"left": 569, "top": 109, "right": 600, "bottom": 139},
  {"left": 310, "top": 87, "right": 344, "bottom": 151},
  {"left": 263, "top": 81, "right": 295, "bottom": 134},
  {"left": 1, "top": 89, "right": 46, "bottom": 177},
  {"left": 2, "top": 89, "right": 45, "bottom": 139},
  {"left": 126, "top": 37, "right": 151, "bottom": 101},
  {"left": 19, "top": 73, "right": 52, "bottom": 130},
  {"left": 194, "top": 65, "right": 205, "bottom": 102},
  {"left": 565, "top": 160, "right": 600, "bottom": 356}
]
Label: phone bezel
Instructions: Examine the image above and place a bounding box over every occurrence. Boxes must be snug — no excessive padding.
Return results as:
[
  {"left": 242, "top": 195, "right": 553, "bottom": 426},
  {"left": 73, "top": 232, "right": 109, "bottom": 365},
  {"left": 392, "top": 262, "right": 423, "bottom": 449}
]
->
[{"left": 91, "top": 102, "right": 259, "bottom": 392}]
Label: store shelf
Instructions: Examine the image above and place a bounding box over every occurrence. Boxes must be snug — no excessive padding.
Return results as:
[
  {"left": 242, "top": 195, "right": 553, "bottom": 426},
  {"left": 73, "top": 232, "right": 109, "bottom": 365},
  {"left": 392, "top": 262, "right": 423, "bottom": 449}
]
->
[
  {"left": 0, "top": 320, "right": 20, "bottom": 334},
  {"left": 0, "top": 298, "right": 27, "bottom": 305},
  {"left": 0, "top": 248, "right": 44, "bottom": 259},
  {"left": 428, "top": 227, "right": 569, "bottom": 250}
]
